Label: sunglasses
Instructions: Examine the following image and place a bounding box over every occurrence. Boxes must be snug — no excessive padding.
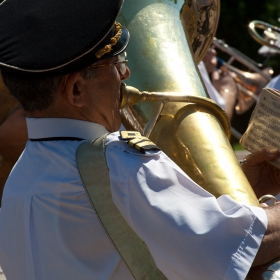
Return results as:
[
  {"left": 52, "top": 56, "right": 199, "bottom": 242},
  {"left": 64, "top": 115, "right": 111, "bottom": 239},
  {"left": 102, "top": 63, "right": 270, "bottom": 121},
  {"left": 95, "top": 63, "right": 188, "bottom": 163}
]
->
[{"left": 88, "top": 52, "right": 128, "bottom": 75}]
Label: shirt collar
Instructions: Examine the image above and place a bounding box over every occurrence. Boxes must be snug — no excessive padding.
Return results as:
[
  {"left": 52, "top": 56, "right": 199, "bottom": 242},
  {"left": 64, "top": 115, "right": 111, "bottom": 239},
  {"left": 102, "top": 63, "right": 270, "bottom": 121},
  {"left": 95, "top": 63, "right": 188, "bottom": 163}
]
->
[{"left": 26, "top": 118, "right": 109, "bottom": 141}]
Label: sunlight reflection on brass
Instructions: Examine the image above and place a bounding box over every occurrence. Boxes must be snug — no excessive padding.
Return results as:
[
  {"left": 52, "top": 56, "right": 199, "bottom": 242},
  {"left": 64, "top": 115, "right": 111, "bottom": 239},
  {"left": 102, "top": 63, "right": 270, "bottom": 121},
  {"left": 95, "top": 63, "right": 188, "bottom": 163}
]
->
[{"left": 118, "top": 0, "right": 260, "bottom": 207}]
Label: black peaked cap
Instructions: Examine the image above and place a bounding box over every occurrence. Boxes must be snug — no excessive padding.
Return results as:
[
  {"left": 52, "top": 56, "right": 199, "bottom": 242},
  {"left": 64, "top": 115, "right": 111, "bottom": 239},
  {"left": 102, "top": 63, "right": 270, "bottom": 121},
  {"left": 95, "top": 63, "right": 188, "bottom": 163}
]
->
[{"left": 0, "top": 0, "right": 129, "bottom": 78}]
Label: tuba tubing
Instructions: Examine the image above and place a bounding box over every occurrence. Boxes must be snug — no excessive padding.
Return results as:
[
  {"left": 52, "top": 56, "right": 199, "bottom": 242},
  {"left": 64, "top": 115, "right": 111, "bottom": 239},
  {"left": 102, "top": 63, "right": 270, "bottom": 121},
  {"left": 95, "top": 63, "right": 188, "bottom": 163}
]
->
[
  {"left": 120, "top": 82, "right": 231, "bottom": 139},
  {"left": 118, "top": 0, "right": 260, "bottom": 207}
]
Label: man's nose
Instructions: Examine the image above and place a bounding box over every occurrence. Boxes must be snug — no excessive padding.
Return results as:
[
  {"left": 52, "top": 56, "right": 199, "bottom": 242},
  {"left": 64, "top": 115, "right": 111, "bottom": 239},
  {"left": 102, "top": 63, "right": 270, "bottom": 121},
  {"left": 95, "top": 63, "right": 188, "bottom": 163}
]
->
[{"left": 121, "top": 66, "right": 130, "bottom": 80}]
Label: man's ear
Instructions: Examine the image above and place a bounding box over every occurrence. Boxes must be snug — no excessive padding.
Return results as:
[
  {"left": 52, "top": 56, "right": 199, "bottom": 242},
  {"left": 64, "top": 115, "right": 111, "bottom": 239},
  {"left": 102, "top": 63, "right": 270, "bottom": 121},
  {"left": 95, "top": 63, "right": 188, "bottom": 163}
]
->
[{"left": 62, "top": 72, "right": 86, "bottom": 108}]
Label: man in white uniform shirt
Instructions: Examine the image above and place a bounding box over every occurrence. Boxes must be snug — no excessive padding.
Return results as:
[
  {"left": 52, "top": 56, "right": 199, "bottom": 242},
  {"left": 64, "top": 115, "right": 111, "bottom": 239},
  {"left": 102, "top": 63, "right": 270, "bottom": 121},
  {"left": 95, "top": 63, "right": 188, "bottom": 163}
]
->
[{"left": 1, "top": 0, "right": 280, "bottom": 279}]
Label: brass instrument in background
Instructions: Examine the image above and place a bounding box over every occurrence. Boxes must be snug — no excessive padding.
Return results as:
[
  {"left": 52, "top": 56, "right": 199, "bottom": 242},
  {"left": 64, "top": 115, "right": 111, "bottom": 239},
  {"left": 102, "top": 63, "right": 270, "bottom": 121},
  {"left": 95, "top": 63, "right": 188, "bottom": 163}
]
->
[
  {"left": 211, "top": 37, "right": 272, "bottom": 106},
  {"left": 249, "top": 20, "right": 280, "bottom": 53},
  {"left": 117, "top": 0, "right": 259, "bottom": 206}
]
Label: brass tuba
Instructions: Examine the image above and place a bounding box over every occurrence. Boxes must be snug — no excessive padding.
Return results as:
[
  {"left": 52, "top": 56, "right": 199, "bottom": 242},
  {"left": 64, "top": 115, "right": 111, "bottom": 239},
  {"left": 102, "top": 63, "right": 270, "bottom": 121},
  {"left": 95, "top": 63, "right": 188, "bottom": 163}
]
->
[{"left": 117, "top": 0, "right": 259, "bottom": 206}]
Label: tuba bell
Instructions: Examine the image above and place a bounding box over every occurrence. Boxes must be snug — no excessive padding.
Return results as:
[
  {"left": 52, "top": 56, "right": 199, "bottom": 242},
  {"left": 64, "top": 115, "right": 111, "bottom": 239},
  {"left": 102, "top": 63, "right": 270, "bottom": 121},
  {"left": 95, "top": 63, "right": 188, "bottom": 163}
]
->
[{"left": 117, "top": 0, "right": 259, "bottom": 206}]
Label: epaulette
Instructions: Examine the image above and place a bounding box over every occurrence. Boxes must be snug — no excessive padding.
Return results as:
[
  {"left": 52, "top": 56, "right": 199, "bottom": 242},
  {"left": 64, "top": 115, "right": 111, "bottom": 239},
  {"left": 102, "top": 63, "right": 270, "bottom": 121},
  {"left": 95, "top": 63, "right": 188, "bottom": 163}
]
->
[{"left": 119, "top": 131, "right": 161, "bottom": 154}]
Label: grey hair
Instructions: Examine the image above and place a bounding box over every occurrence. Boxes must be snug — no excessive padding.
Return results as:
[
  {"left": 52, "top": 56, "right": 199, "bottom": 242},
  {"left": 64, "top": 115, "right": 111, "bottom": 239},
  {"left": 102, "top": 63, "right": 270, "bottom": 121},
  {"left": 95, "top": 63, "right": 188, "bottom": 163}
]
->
[{"left": 1, "top": 68, "right": 97, "bottom": 112}]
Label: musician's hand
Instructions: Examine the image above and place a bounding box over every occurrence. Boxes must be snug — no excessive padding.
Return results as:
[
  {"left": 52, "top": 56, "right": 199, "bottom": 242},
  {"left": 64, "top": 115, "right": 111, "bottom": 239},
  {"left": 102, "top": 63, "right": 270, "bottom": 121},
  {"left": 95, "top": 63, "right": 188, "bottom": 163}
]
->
[{"left": 242, "top": 147, "right": 280, "bottom": 198}]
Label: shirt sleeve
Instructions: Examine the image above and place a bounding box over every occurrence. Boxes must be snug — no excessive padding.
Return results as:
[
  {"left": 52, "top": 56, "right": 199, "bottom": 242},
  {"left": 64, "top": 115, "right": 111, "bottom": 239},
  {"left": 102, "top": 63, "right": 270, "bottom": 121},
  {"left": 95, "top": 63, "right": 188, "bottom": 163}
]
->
[
  {"left": 266, "top": 74, "right": 280, "bottom": 90},
  {"left": 105, "top": 138, "right": 267, "bottom": 280}
]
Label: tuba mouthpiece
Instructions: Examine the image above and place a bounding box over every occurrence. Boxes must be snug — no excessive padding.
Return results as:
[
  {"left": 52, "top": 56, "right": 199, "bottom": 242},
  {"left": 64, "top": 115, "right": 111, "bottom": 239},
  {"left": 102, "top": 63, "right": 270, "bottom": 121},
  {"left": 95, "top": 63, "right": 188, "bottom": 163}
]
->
[{"left": 120, "top": 82, "right": 143, "bottom": 109}]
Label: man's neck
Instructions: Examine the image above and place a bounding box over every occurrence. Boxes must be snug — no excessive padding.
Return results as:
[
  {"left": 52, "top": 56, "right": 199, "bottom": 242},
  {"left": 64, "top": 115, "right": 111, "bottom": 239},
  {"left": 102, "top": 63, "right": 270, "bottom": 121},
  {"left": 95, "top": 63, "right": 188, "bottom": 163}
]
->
[{"left": 26, "top": 105, "right": 86, "bottom": 120}]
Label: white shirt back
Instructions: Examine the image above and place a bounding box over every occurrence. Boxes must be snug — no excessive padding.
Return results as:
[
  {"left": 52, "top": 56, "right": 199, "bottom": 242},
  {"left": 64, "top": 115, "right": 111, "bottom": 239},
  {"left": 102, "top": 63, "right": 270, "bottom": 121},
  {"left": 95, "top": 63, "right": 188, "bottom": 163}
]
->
[{"left": 0, "top": 118, "right": 267, "bottom": 280}]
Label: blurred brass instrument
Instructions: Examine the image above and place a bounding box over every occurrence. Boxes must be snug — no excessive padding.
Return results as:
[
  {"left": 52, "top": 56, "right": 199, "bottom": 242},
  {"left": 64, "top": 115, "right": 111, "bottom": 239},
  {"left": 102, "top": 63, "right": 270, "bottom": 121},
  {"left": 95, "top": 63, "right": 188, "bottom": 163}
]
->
[
  {"left": 117, "top": 0, "right": 259, "bottom": 206},
  {"left": 211, "top": 37, "right": 272, "bottom": 105},
  {"left": 248, "top": 20, "right": 280, "bottom": 52}
]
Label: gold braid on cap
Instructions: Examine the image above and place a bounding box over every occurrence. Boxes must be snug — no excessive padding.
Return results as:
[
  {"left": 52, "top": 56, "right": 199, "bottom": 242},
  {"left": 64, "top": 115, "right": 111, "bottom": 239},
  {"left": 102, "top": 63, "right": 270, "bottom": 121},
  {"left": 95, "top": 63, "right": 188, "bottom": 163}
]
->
[{"left": 95, "top": 22, "right": 122, "bottom": 59}]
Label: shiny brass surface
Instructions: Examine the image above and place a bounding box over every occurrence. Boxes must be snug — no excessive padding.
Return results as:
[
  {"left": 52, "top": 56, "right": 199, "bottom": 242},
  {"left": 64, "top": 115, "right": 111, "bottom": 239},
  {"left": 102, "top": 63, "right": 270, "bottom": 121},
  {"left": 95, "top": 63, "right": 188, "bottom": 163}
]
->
[
  {"left": 180, "top": 0, "right": 220, "bottom": 63},
  {"left": 259, "top": 194, "right": 278, "bottom": 204},
  {"left": 118, "top": 0, "right": 260, "bottom": 206},
  {"left": 120, "top": 83, "right": 231, "bottom": 138},
  {"left": 249, "top": 20, "right": 280, "bottom": 52}
]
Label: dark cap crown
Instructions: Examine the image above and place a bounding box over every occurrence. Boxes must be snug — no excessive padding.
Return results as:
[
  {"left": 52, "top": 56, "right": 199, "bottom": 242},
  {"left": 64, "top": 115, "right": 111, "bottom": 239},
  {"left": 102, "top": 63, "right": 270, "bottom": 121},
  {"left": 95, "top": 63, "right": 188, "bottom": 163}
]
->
[{"left": 0, "top": 0, "right": 129, "bottom": 77}]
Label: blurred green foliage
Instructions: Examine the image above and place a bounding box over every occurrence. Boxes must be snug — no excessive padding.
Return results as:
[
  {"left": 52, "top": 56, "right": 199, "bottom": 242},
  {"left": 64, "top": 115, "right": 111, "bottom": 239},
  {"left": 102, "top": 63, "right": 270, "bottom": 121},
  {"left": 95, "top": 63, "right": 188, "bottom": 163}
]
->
[{"left": 215, "top": 0, "right": 280, "bottom": 76}]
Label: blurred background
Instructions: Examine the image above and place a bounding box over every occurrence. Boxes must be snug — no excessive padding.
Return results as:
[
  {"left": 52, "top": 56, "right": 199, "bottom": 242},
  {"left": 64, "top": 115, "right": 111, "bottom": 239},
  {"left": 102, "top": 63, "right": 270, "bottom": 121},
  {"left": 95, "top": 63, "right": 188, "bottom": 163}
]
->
[
  {"left": 212, "top": 0, "right": 280, "bottom": 151},
  {"left": 216, "top": 0, "right": 280, "bottom": 73}
]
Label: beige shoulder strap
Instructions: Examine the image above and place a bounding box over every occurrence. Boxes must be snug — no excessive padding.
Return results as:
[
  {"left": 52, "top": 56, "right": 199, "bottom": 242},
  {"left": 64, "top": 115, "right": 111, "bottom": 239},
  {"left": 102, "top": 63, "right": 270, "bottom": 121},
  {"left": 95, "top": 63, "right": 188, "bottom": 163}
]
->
[{"left": 76, "top": 135, "right": 167, "bottom": 280}]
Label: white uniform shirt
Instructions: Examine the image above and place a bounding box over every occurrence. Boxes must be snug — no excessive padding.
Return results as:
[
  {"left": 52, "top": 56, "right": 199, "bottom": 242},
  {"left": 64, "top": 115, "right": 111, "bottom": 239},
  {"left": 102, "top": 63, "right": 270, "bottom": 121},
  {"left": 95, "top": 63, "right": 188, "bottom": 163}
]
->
[
  {"left": 198, "top": 61, "right": 226, "bottom": 110},
  {"left": 0, "top": 118, "right": 267, "bottom": 280},
  {"left": 266, "top": 74, "right": 280, "bottom": 90}
]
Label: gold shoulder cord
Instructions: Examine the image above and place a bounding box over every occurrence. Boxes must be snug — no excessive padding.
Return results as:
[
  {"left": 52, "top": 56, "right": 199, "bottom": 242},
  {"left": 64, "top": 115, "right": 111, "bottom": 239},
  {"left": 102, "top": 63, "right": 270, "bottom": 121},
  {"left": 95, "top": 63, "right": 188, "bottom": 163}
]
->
[{"left": 120, "top": 131, "right": 160, "bottom": 153}]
